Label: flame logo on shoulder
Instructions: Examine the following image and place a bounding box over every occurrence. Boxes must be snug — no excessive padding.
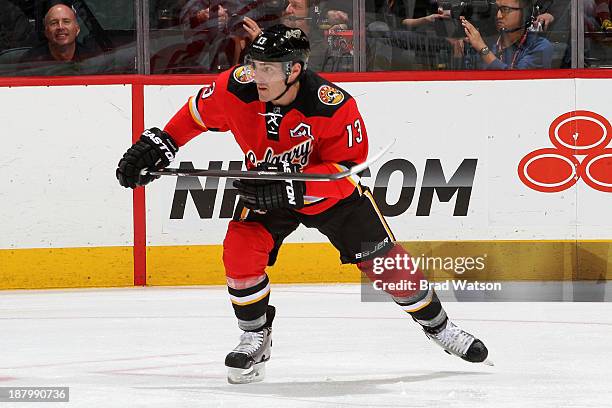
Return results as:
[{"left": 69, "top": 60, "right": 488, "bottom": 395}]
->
[
  {"left": 318, "top": 85, "right": 344, "bottom": 106},
  {"left": 233, "top": 65, "right": 255, "bottom": 84}
]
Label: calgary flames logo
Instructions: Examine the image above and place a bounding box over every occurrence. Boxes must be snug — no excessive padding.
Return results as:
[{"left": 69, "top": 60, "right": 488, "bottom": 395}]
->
[
  {"left": 518, "top": 110, "right": 612, "bottom": 193},
  {"left": 233, "top": 65, "right": 254, "bottom": 84},
  {"left": 318, "top": 85, "right": 344, "bottom": 106},
  {"left": 246, "top": 139, "right": 313, "bottom": 168}
]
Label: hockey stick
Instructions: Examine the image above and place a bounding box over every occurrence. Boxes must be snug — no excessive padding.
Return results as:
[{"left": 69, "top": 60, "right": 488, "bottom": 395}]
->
[{"left": 141, "top": 139, "right": 395, "bottom": 182}]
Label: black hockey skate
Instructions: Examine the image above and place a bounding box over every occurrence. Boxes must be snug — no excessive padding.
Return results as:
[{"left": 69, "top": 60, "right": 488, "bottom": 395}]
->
[
  {"left": 225, "top": 306, "right": 275, "bottom": 384},
  {"left": 424, "top": 319, "right": 493, "bottom": 365}
]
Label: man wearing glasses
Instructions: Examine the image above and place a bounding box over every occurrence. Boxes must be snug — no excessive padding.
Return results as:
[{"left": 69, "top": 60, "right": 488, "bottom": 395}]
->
[{"left": 462, "top": 0, "right": 553, "bottom": 69}]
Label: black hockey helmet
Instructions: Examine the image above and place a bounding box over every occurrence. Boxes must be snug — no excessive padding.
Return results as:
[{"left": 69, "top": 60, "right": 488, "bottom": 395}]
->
[{"left": 245, "top": 24, "right": 310, "bottom": 69}]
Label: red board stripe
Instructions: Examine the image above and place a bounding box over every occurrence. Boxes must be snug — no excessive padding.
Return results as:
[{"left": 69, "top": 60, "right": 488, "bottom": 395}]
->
[
  {"left": 131, "top": 83, "right": 147, "bottom": 286},
  {"left": 1, "top": 69, "right": 612, "bottom": 88}
]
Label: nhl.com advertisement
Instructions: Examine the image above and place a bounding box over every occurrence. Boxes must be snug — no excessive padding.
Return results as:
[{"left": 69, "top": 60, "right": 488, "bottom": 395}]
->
[{"left": 145, "top": 80, "right": 611, "bottom": 303}]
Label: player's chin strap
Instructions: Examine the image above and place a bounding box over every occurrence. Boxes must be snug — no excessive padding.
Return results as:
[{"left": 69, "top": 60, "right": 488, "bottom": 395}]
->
[{"left": 271, "top": 62, "right": 305, "bottom": 103}]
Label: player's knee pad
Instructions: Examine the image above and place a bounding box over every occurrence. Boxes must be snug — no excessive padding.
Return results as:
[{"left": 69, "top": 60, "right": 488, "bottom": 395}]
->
[{"left": 223, "top": 220, "right": 274, "bottom": 280}]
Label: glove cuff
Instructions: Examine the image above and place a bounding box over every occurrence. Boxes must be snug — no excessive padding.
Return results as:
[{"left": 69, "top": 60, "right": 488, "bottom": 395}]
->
[{"left": 140, "top": 128, "right": 179, "bottom": 167}]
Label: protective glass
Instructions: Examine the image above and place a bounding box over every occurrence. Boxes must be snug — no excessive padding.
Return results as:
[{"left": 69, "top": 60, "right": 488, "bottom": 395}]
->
[{"left": 244, "top": 57, "right": 291, "bottom": 84}]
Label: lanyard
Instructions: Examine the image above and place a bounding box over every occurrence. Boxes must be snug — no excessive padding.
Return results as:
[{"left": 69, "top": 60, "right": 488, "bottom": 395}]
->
[{"left": 496, "top": 31, "right": 528, "bottom": 69}]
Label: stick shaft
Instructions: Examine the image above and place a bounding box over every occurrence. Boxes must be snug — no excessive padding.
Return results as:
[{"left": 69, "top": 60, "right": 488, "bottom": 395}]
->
[{"left": 142, "top": 140, "right": 395, "bottom": 181}]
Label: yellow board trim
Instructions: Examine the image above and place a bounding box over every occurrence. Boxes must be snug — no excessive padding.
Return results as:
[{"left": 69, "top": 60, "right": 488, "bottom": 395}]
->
[
  {"left": 2, "top": 241, "right": 611, "bottom": 289},
  {"left": 0, "top": 246, "right": 133, "bottom": 289},
  {"left": 147, "top": 241, "right": 612, "bottom": 285}
]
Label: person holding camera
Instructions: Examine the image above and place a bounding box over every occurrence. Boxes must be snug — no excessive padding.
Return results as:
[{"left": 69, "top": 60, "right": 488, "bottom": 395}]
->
[
  {"left": 180, "top": 0, "right": 229, "bottom": 31},
  {"left": 242, "top": 0, "right": 354, "bottom": 71},
  {"left": 461, "top": 0, "right": 553, "bottom": 69}
]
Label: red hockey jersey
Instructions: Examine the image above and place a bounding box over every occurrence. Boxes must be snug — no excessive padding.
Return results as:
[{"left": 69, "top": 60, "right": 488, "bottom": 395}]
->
[{"left": 164, "top": 65, "right": 368, "bottom": 215}]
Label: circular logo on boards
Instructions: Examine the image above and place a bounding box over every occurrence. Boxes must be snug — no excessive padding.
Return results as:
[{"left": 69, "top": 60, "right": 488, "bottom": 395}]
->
[
  {"left": 518, "top": 148, "right": 580, "bottom": 193},
  {"left": 518, "top": 110, "right": 612, "bottom": 193},
  {"left": 549, "top": 110, "right": 611, "bottom": 154}
]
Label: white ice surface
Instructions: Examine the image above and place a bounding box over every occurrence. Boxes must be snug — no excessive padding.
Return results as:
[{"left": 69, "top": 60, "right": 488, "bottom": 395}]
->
[{"left": 1, "top": 285, "right": 611, "bottom": 408}]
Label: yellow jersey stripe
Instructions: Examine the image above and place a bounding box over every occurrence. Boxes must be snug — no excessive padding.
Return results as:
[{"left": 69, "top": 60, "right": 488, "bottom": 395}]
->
[
  {"left": 364, "top": 190, "right": 395, "bottom": 241},
  {"left": 188, "top": 96, "right": 207, "bottom": 130}
]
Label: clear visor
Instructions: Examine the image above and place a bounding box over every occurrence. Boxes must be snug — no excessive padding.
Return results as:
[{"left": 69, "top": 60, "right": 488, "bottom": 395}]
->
[{"left": 244, "top": 57, "right": 292, "bottom": 84}]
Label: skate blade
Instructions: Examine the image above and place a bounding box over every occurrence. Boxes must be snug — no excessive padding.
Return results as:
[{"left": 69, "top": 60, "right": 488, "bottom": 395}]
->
[
  {"left": 227, "top": 362, "right": 266, "bottom": 384},
  {"left": 482, "top": 358, "right": 495, "bottom": 366}
]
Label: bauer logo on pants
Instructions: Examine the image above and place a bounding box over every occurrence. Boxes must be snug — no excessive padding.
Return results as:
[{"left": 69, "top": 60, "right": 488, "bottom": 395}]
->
[{"left": 518, "top": 110, "right": 612, "bottom": 193}]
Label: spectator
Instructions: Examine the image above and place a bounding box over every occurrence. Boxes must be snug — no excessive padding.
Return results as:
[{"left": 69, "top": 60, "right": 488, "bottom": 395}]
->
[
  {"left": 585, "top": 0, "right": 600, "bottom": 32},
  {"left": 283, "top": 0, "right": 310, "bottom": 34},
  {"left": 532, "top": 0, "right": 571, "bottom": 68},
  {"left": 20, "top": 3, "right": 91, "bottom": 63},
  {"left": 522, "top": 0, "right": 570, "bottom": 33},
  {"left": 244, "top": 0, "right": 353, "bottom": 71},
  {"left": 366, "top": 0, "right": 449, "bottom": 31},
  {"left": 324, "top": 9, "right": 350, "bottom": 30},
  {"left": 366, "top": 0, "right": 468, "bottom": 70},
  {"left": 462, "top": 0, "right": 553, "bottom": 69},
  {"left": 171, "top": 1, "right": 287, "bottom": 71},
  {"left": 594, "top": 0, "right": 612, "bottom": 31},
  {"left": 533, "top": 2, "right": 555, "bottom": 31},
  {"left": 583, "top": 0, "right": 612, "bottom": 67},
  {"left": 179, "top": 0, "right": 228, "bottom": 32},
  {"left": 0, "top": 0, "right": 36, "bottom": 53},
  {"left": 281, "top": 0, "right": 351, "bottom": 34},
  {"left": 149, "top": 0, "right": 231, "bottom": 73},
  {"left": 400, "top": 1, "right": 450, "bottom": 30}
]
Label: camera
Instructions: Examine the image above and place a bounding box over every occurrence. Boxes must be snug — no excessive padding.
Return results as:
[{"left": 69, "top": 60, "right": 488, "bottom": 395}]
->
[
  {"left": 244, "top": 0, "right": 287, "bottom": 22},
  {"left": 436, "top": 0, "right": 495, "bottom": 38},
  {"left": 227, "top": 0, "right": 287, "bottom": 34},
  {"left": 438, "top": 0, "right": 493, "bottom": 20}
]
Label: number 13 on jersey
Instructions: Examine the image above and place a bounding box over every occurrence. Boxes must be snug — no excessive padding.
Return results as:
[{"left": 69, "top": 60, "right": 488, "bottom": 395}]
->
[{"left": 346, "top": 119, "right": 363, "bottom": 148}]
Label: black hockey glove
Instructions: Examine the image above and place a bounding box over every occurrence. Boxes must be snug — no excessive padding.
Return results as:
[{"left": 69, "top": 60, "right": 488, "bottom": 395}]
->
[
  {"left": 233, "top": 162, "right": 305, "bottom": 211},
  {"left": 116, "top": 127, "right": 179, "bottom": 188}
]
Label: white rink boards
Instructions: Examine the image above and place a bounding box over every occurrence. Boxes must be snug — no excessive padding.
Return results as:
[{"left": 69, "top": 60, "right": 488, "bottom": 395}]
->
[
  {"left": 1, "top": 285, "right": 611, "bottom": 408},
  {"left": 1, "top": 76, "right": 611, "bottom": 288},
  {"left": 144, "top": 78, "right": 612, "bottom": 245}
]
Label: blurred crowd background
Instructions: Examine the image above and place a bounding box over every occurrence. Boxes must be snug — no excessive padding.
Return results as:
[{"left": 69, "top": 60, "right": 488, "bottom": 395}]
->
[{"left": 0, "top": 0, "right": 610, "bottom": 76}]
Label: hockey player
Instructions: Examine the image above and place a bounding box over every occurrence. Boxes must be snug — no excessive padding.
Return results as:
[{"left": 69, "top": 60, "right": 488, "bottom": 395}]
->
[{"left": 116, "top": 24, "right": 489, "bottom": 384}]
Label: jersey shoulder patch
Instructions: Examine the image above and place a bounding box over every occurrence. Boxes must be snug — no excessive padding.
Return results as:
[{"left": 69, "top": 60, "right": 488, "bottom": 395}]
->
[
  {"left": 227, "top": 65, "right": 259, "bottom": 104},
  {"left": 317, "top": 84, "right": 345, "bottom": 106},
  {"left": 232, "top": 64, "right": 255, "bottom": 84},
  {"left": 295, "top": 70, "right": 351, "bottom": 118}
]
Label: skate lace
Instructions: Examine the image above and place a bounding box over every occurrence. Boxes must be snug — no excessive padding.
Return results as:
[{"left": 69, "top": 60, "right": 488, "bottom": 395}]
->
[
  {"left": 432, "top": 321, "right": 474, "bottom": 356},
  {"left": 233, "top": 331, "right": 264, "bottom": 355}
]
